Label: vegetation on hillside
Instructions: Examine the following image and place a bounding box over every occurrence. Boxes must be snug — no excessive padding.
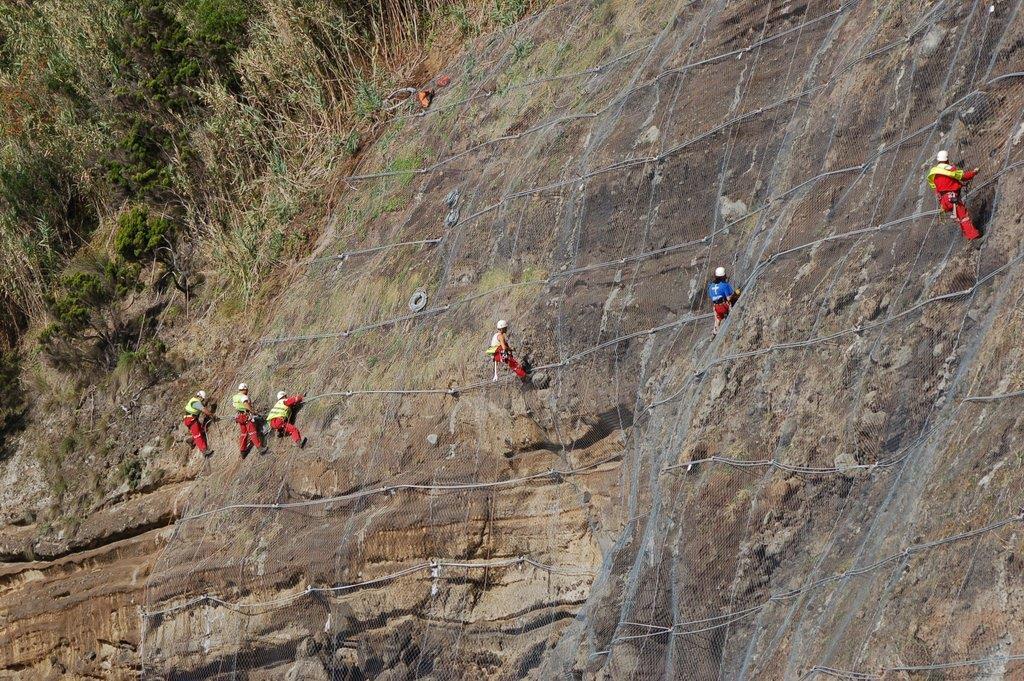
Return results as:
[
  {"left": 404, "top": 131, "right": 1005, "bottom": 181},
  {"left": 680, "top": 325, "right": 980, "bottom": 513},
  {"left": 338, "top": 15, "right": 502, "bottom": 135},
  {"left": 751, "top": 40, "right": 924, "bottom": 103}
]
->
[
  {"left": 0, "top": 349, "right": 24, "bottom": 458},
  {"left": 0, "top": 0, "right": 537, "bottom": 513},
  {"left": 0, "top": 0, "right": 535, "bottom": 378}
]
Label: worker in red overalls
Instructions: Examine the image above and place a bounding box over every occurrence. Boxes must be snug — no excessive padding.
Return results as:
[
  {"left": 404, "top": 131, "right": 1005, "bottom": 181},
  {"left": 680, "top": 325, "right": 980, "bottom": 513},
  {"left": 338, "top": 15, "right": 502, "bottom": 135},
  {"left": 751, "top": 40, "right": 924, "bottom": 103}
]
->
[
  {"left": 486, "top": 320, "right": 528, "bottom": 381},
  {"left": 232, "top": 383, "right": 265, "bottom": 457},
  {"left": 267, "top": 391, "right": 307, "bottom": 448},
  {"left": 927, "top": 150, "right": 980, "bottom": 240},
  {"left": 182, "top": 389, "right": 215, "bottom": 456}
]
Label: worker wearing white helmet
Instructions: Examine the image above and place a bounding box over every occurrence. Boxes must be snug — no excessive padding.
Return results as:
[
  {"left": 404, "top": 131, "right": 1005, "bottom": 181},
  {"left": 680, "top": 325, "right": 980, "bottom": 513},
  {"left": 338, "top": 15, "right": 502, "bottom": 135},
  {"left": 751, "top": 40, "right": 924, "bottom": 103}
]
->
[
  {"left": 927, "top": 150, "right": 981, "bottom": 240},
  {"left": 182, "top": 389, "right": 215, "bottom": 456},
  {"left": 231, "top": 382, "right": 265, "bottom": 457},
  {"left": 707, "top": 266, "right": 741, "bottom": 336},
  {"left": 267, "top": 390, "right": 307, "bottom": 448},
  {"left": 486, "top": 319, "right": 529, "bottom": 381}
]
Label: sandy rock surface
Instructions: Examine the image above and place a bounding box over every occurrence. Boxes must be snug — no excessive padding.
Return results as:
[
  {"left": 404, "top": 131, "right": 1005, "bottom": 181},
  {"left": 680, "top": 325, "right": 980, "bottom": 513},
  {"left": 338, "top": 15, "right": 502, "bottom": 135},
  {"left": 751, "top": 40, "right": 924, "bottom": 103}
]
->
[{"left": 4, "top": 0, "right": 1024, "bottom": 678}]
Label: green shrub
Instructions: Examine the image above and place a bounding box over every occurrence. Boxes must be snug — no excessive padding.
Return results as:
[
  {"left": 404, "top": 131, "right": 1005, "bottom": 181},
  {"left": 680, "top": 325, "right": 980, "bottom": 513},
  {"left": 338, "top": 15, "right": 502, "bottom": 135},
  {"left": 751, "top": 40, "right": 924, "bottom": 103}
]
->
[
  {"left": 104, "top": 119, "right": 175, "bottom": 196},
  {"left": 446, "top": 4, "right": 477, "bottom": 36},
  {"left": 118, "top": 457, "right": 143, "bottom": 489},
  {"left": 39, "top": 257, "right": 142, "bottom": 371},
  {"left": 343, "top": 131, "right": 361, "bottom": 157},
  {"left": 183, "top": 0, "right": 252, "bottom": 50},
  {"left": 354, "top": 78, "right": 383, "bottom": 120},
  {"left": 0, "top": 350, "right": 25, "bottom": 458},
  {"left": 59, "top": 435, "right": 78, "bottom": 457},
  {"left": 115, "top": 205, "right": 171, "bottom": 262},
  {"left": 116, "top": 337, "right": 167, "bottom": 372},
  {"left": 512, "top": 38, "right": 533, "bottom": 63},
  {"left": 491, "top": 0, "right": 528, "bottom": 27}
]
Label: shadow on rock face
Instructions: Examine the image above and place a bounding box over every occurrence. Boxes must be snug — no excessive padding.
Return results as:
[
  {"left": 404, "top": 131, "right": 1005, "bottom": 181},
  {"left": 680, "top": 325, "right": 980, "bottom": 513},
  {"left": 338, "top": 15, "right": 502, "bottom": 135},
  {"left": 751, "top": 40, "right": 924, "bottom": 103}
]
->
[{"left": 970, "top": 183, "right": 996, "bottom": 230}]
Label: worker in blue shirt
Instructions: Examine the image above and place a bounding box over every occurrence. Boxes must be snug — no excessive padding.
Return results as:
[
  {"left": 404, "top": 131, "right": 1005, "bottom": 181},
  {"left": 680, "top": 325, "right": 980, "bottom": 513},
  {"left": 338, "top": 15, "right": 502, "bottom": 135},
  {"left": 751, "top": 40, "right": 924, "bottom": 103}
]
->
[{"left": 707, "top": 266, "right": 740, "bottom": 336}]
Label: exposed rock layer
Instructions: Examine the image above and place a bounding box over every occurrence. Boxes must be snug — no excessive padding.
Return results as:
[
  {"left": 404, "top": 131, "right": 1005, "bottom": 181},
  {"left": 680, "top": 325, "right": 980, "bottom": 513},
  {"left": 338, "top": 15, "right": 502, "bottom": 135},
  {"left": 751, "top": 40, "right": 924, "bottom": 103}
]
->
[{"left": 5, "top": 0, "right": 1024, "bottom": 679}]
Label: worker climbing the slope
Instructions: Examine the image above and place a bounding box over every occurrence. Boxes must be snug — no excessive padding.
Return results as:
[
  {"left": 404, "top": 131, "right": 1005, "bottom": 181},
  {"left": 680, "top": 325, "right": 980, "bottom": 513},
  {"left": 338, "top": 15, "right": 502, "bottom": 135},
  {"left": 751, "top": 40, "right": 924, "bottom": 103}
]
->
[
  {"left": 267, "top": 391, "right": 307, "bottom": 449},
  {"left": 707, "top": 266, "right": 741, "bottom": 336},
  {"left": 486, "top": 319, "right": 529, "bottom": 381},
  {"left": 927, "top": 150, "right": 981, "bottom": 240},
  {"left": 183, "top": 389, "right": 215, "bottom": 456},
  {"left": 232, "top": 383, "right": 265, "bottom": 457}
]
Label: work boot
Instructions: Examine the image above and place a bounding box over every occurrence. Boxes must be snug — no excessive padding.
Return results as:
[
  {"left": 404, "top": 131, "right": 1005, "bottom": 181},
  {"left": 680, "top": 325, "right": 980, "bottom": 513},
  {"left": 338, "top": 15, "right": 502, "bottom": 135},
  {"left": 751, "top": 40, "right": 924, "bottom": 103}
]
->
[
  {"left": 203, "top": 449, "right": 214, "bottom": 458},
  {"left": 299, "top": 437, "right": 308, "bottom": 449},
  {"left": 259, "top": 446, "right": 269, "bottom": 455}
]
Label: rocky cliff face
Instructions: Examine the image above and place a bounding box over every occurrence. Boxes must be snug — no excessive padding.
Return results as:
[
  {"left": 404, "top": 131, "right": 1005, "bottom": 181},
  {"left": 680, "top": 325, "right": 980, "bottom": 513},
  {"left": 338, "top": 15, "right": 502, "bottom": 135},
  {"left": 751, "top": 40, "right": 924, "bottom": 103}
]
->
[{"left": 5, "top": 0, "right": 1024, "bottom": 678}]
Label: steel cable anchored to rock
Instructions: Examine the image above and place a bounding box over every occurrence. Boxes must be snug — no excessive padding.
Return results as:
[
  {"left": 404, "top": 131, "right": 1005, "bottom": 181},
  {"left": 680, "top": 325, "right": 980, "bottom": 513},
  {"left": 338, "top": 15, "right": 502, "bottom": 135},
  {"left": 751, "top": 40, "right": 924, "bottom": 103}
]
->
[
  {"left": 142, "top": 555, "right": 596, "bottom": 620},
  {"left": 265, "top": 154, "right": 1024, "bottom": 350},
  {"left": 138, "top": 1, "right": 1024, "bottom": 677},
  {"left": 174, "top": 453, "right": 622, "bottom": 524},
  {"left": 256, "top": 223, "right": 1024, "bottom": 416},
  {"left": 800, "top": 652, "right": 1024, "bottom": 679}
]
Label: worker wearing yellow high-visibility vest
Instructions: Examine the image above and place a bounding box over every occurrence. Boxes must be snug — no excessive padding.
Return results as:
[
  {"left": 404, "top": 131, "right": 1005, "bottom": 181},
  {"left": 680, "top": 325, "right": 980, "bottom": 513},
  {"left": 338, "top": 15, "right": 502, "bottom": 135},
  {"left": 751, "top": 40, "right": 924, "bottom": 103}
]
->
[
  {"left": 927, "top": 150, "right": 980, "bottom": 240},
  {"left": 231, "top": 383, "right": 265, "bottom": 457},
  {"left": 267, "top": 391, "right": 307, "bottom": 448},
  {"left": 182, "top": 390, "right": 215, "bottom": 456}
]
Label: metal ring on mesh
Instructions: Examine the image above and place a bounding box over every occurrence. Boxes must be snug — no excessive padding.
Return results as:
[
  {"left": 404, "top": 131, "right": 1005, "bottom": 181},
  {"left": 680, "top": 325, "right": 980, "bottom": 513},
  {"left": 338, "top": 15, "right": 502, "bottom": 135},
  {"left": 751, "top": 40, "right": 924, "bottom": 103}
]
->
[
  {"left": 139, "top": 1, "right": 1024, "bottom": 677},
  {"left": 408, "top": 289, "right": 428, "bottom": 312}
]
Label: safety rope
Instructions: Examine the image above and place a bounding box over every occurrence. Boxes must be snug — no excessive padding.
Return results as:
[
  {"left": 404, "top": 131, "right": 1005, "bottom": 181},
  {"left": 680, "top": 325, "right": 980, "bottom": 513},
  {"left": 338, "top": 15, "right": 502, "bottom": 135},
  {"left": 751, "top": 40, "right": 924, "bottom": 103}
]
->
[
  {"left": 312, "top": 238, "right": 443, "bottom": 263},
  {"left": 800, "top": 652, "right": 1024, "bottom": 679},
  {"left": 270, "top": 203, "right": 1024, "bottom": 404},
  {"left": 963, "top": 387, "right": 1024, "bottom": 402},
  {"left": 262, "top": 147, "right": 1024, "bottom": 349},
  {"left": 175, "top": 453, "right": 621, "bottom": 523},
  {"left": 152, "top": 115, "right": 1024, "bottom": 633},
  {"left": 799, "top": 666, "right": 878, "bottom": 680},
  {"left": 142, "top": 554, "right": 595, "bottom": 619},
  {"left": 142, "top": 2, "right": 1024, "bottom": 671}
]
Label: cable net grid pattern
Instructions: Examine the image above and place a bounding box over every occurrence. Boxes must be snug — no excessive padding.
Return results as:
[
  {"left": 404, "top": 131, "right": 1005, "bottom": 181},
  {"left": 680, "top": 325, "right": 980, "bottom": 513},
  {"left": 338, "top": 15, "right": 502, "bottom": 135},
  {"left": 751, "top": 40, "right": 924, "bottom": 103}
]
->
[{"left": 143, "top": 0, "right": 1024, "bottom": 678}]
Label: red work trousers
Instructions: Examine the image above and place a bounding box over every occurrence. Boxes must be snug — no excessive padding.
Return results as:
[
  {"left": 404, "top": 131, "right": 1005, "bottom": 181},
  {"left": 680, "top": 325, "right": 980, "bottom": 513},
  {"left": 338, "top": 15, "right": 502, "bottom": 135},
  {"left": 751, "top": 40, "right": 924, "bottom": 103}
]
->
[
  {"left": 713, "top": 292, "right": 740, "bottom": 321},
  {"left": 494, "top": 349, "right": 528, "bottom": 378},
  {"left": 269, "top": 417, "right": 302, "bottom": 443},
  {"left": 183, "top": 415, "right": 208, "bottom": 453},
  {"left": 938, "top": 191, "right": 980, "bottom": 240},
  {"left": 235, "top": 413, "right": 263, "bottom": 452}
]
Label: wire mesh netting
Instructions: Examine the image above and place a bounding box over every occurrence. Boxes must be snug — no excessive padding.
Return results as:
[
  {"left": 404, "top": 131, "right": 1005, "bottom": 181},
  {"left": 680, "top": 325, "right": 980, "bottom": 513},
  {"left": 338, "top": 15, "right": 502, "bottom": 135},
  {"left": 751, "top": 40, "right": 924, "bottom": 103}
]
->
[{"left": 143, "top": 0, "right": 1024, "bottom": 678}]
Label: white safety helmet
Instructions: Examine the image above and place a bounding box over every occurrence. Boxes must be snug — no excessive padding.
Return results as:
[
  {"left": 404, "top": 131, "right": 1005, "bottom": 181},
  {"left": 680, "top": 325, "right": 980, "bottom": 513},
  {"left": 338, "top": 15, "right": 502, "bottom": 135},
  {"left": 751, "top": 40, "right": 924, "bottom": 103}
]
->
[
  {"left": 936, "top": 150, "right": 949, "bottom": 163},
  {"left": 715, "top": 266, "right": 727, "bottom": 278},
  {"left": 496, "top": 319, "right": 509, "bottom": 329},
  {"left": 238, "top": 382, "right": 249, "bottom": 391},
  {"left": 277, "top": 391, "right": 287, "bottom": 400},
  {"left": 196, "top": 390, "right": 207, "bottom": 400}
]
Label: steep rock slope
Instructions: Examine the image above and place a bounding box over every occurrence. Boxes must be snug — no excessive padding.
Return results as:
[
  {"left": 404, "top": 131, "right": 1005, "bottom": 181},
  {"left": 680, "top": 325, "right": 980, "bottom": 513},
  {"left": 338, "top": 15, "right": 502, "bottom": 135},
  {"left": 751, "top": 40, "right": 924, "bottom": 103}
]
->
[{"left": 6, "top": 0, "right": 1024, "bottom": 678}]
